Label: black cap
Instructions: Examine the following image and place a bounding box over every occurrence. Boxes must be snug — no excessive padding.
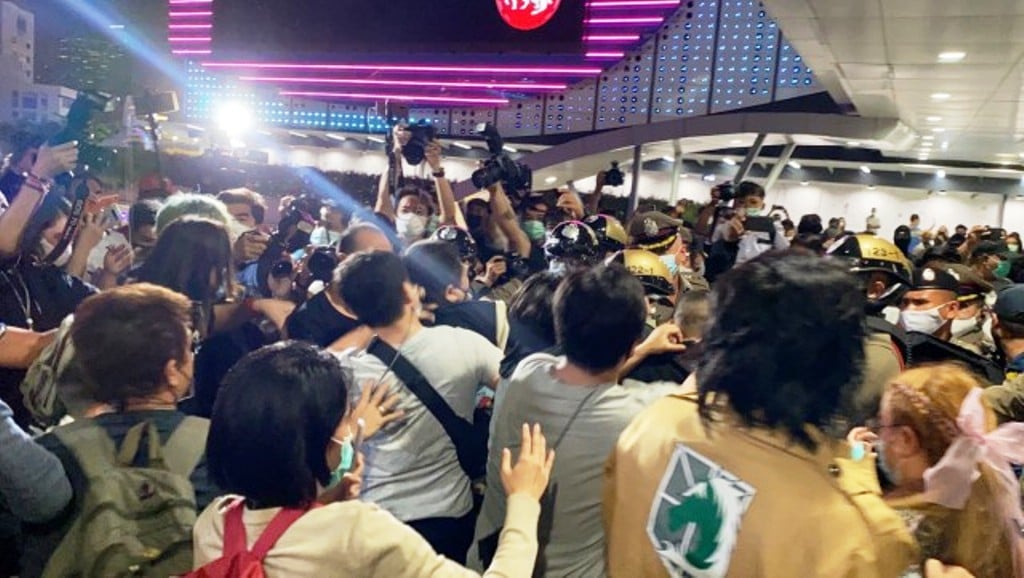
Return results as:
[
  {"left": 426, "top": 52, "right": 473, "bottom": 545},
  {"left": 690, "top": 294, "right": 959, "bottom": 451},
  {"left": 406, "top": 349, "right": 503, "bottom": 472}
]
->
[
  {"left": 910, "top": 266, "right": 959, "bottom": 293},
  {"left": 972, "top": 240, "right": 1007, "bottom": 259},
  {"left": 994, "top": 286, "right": 1024, "bottom": 324}
]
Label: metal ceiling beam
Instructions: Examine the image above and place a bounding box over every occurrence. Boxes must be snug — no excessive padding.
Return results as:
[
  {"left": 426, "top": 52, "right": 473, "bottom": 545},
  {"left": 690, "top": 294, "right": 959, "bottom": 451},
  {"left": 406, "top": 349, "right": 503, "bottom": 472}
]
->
[
  {"left": 763, "top": 140, "right": 797, "bottom": 190},
  {"left": 733, "top": 133, "right": 767, "bottom": 183},
  {"left": 627, "top": 144, "right": 643, "bottom": 218}
]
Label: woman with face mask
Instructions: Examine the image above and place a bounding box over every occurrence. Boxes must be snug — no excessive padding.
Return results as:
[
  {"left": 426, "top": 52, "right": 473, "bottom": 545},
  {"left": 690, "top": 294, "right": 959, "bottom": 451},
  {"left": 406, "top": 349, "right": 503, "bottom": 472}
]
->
[
  {"left": 849, "top": 365, "right": 1024, "bottom": 578},
  {"left": 194, "top": 341, "right": 555, "bottom": 577}
]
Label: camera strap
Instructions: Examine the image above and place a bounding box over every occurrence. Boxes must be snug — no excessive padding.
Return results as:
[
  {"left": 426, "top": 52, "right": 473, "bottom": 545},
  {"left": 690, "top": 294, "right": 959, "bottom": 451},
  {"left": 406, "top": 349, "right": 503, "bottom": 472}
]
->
[{"left": 44, "top": 179, "right": 89, "bottom": 265}]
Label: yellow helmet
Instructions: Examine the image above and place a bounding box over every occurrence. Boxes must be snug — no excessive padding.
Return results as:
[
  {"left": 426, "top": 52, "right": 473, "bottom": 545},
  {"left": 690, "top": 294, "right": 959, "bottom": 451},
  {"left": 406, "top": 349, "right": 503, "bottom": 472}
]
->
[
  {"left": 583, "top": 214, "right": 628, "bottom": 254},
  {"left": 607, "top": 249, "right": 674, "bottom": 296},
  {"left": 827, "top": 234, "right": 912, "bottom": 284}
]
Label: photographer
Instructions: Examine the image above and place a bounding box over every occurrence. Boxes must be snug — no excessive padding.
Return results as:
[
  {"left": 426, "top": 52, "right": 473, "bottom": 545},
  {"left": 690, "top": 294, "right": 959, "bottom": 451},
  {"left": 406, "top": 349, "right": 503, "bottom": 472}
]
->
[
  {"left": 703, "top": 181, "right": 789, "bottom": 282},
  {"left": 0, "top": 132, "right": 45, "bottom": 206},
  {"left": 0, "top": 142, "right": 79, "bottom": 258},
  {"left": 375, "top": 124, "right": 458, "bottom": 247}
]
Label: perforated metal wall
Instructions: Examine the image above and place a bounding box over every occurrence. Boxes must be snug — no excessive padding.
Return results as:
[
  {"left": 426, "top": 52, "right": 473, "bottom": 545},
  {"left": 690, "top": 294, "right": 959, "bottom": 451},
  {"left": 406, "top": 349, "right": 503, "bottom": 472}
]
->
[
  {"left": 187, "top": 3, "right": 825, "bottom": 137},
  {"left": 650, "top": 0, "right": 717, "bottom": 122},
  {"left": 595, "top": 37, "right": 656, "bottom": 130},
  {"left": 544, "top": 78, "right": 597, "bottom": 134},
  {"left": 775, "top": 35, "right": 821, "bottom": 101},
  {"left": 711, "top": 0, "right": 778, "bottom": 113},
  {"left": 495, "top": 95, "right": 545, "bottom": 137}
]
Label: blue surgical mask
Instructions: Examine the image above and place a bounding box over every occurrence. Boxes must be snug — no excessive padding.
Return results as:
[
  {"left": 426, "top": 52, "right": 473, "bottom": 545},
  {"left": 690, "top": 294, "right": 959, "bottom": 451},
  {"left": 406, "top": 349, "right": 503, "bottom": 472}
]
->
[
  {"left": 659, "top": 254, "right": 679, "bottom": 277},
  {"left": 327, "top": 436, "right": 354, "bottom": 489}
]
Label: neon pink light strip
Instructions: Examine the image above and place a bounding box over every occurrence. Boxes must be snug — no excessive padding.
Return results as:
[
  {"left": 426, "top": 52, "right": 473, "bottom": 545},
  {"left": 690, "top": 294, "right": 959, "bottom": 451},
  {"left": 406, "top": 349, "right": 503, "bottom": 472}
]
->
[
  {"left": 203, "top": 62, "right": 602, "bottom": 76},
  {"left": 585, "top": 51, "right": 625, "bottom": 58},
  {"left": 588, "top": 0, "right": 680, "bottom": 7},
  {"left": 584, "top": 34, "right": 640, "bottom": 41},
  {"left": 586, "top": 17, "right": 665, "bottom": 24},
  {"left": 169, "top": 37, "right": 212, "bottom": 43},
  {"left": 242, "top": 76, "right": 566, "bottom": 91},
  {"left": 173, "top": 49, "right": 213, "bottom": 55},
  {"left": 168, "top": 23, "right": 213, "bottom": 29},
  {"left": 280, "top": 91, "right": 509, "bottom": 105},
  {"left": 169, "top": 0, "right": 212, "bottom": 4},
  {"left": 169, "top": 11, "right": 213, "bottom": 17}
]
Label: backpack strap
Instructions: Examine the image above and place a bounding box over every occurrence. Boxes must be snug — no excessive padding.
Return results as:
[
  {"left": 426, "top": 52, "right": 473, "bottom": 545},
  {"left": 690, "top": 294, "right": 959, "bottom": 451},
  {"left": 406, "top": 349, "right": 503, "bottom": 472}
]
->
[
  {"left": 250, "top": 508, "right": 307, "bottom": 560},
  {"left": 163, "top": 416, "right": 210, "bottom": 476},
  {"left": 221, "top": 501, "right": 251, "bottom": 559},
  {"left": 52, "top": 419, "right": 118, "bottom": 480}
]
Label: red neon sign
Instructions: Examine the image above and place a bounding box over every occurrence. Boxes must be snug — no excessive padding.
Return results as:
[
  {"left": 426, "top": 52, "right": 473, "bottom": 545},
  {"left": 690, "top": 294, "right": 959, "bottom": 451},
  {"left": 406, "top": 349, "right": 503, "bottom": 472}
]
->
[{"left": 495, "top": 0, "right": 561, "bottom": 31}]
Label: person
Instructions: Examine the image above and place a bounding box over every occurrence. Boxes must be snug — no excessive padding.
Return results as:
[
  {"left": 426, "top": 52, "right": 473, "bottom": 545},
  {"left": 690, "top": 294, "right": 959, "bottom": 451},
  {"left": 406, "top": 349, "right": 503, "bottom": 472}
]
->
[
  {"left": 405, "top": 240, "right": 514, "bottom": 352},
  {"left": 310, "top": 200, "right": 348, "bottom": 246},
  {"left": 1007, "top": 232, "right": 1021, "bottom": 256},
  {"left": 781, "top": 218, "right": 796, "bottom": 240},
  {"left": 828, "top": 234, "right": 912, "bottom": 421},
  {"left": 866, "top": 208, "right": 882, "bottom": 234},
  {"left": 0, "top": 132, "right": 43, "bottom": 204},
  {"left": 943, "top": 263, "right": 995, "bottom": 357},
  {"left": 194, "top": 341, "right": 554, "bottom": 577},
  {"left": 155, "top": 193, "right": 233, "bottom": 235},
  {"left": 980, "top": 286, "right": 1024, "bottom": 423},
  {"left": 895, "top": 224, "right": 914, "bottom": 258},
  {"left": 604, "top": 252, "right": 916, "bottom": 577},
  {"left": 909, "top": 214, "right": 924, "bottom": 253},
  {"left": 474, "top": 265, "right": 679, "bottom": 576},
  {"left": 969, "top": 241, "right": 1013, "bottom": 292},
  {"left": 900, "top": 266, "right": 963, "bottom": 340},
  {"left": 608, "top": 249, "right": 677, "bottom": 327},
  {"left": 519, "top": 194, "right": 550, "bottom": 246},
  {"left": 627, "top": 211, "right": 708, "bottom": 293},
  {"left": 625, "top": 289, "right": 709, "bottom": 384},
  {"left": 0, "top": 142, "right": 78, "bottom": 257},
  {"left": 334, "top": 251, "right": 502, "bottom": 562},
  {"left": 499, "top": 272, "right": 562, "bottom": 379},
  {"left": 20, "top": 284, "right": 217, "bottom": 578},
  {"left": 544, "top": 220, "right": 600, "bottom": 275},
  {"left": 850, "top": 365, "right": 1024, "bottom": 577},
  {"left": 0, "top": 398, "right": 73, "bottom": 576},
  {"left": 127, "top": 199, "right": 161, "bottom": 264},
  {"left": 704, "top": 181, "right": 789, "bottom": 281},
  {"left": 216, "top": 188, "right": 266, "bottom": 232},
  {"left": 582, "top": 214, "right": 628, "bottom": 260}
]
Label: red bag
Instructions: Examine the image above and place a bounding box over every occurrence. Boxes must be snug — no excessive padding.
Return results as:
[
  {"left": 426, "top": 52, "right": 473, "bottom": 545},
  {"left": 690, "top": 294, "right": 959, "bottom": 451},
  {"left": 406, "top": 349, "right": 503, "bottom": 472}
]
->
[{"left": 185, "top": 501, "right": 307, "bottom": 578}]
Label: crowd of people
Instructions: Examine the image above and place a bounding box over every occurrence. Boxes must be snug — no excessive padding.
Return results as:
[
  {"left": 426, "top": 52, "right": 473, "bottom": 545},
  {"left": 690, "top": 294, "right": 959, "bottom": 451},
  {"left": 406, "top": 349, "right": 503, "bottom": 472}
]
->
[{"left": 1, "top": 125, "right": 1023, "bottom": 578}]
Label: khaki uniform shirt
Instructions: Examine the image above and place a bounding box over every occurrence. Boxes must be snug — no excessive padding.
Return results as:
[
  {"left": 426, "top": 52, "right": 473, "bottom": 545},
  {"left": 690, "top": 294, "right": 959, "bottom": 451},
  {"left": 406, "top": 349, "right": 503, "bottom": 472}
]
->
[
  {"left": 983, "top": 371, "right": 1024, "bottom": 424},
  {"left": 604, "top": 394, "right": 917, "bottom": 578}
]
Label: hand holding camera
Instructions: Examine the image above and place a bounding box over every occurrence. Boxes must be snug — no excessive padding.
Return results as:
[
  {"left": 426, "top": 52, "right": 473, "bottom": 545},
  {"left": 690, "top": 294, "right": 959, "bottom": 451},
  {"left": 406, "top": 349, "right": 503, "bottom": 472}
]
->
[
  {"left": 424, "top": 140, "right": 444, "bottom": 172},
  {"left": 32, "top": 141, "right": 79, "bottom": 182}
]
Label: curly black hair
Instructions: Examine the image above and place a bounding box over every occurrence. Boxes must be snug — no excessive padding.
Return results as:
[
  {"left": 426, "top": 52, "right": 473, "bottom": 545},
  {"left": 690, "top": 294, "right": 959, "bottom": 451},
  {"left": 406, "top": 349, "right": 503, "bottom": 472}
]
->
[{"left": 697, "top": 251, "right": 866, "bottom": 449}]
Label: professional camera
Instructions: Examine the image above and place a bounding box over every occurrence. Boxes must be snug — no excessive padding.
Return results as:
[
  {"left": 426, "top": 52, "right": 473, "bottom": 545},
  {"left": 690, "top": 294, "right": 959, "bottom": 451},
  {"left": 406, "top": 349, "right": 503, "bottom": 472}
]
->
[
  {"left": 470, "top": 123, "right": 532, "bottom": 196},
  {"left": 306, "top": 245, "right": 339, "bottom": 284},
  {"left": 605, "top": 161, "right": 625, "bottom": 187},
  {"left": 401, "top": 121, "right": 437, "bottom": 165},
  {"left": 715, "top": 182, "right": 736, "bottom": 203},
  {"left": 256, "top": 194, "right": 320, "bottom": 296}
]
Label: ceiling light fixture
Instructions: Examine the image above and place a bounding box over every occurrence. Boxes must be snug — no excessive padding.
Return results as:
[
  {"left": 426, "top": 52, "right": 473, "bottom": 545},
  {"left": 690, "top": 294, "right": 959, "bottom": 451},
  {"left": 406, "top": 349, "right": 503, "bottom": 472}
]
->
[
  {"left": 722, "top": 157, "right": 737, "bottom": 166},
  {"left": 931, "top": 127, "right": 946, "bottom": 133},
  {"left": 787, "top": 161, "right": 802, "bottom": 169},
  {"left": 922, "top": 135, "right": 935, "bottom": 141},
  {"left": 288, "top": 131, "right": 307, "bottom": 138},
  {"left": 941, "top": 142, "right": 949, "bottom": 150},
  {"left": 502, "top": 145, "right": 519, "bottom": 153},
  {"left": 937, "top": 51, "right": 966, "bottom": 63},
  {"left": 926, "top": 116, "right": 943, "bottom": 123},
  {"left": 702, "top": 174, "right": 716, "bottom": 182},
  {"left": 936, "top": 169, "right": 947, "bottom": 178},
  {"left": 325, "top": 133, "right": 347, "bottom": 142},
  {"left": 451, "top": 142, "right": 472, "bottom": 150},
  {"left": 931, "top": 93, "right": 952, "bottom": 101},
  {"left": 366, "top": 136, "right": 384, "bottom": 144},
  {"left": 544, "top": 176, "right": 558, "bottom": 184},
  {"left": 860, "top": 165, "right": 871, "bottom": 174},
  {"left": 846, "top": 141, "right": 861, "bottom": 147},
  {"left": 800, "top": 181, "right": 809, "bottom": 186}
]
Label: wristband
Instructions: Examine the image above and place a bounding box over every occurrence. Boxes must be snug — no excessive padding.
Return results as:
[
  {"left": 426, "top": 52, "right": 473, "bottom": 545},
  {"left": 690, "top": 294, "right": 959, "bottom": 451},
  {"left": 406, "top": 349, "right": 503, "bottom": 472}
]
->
[
  {"left": 432, "top": 169, "right": 446, "bottom": 178},
  {"left": 21, "top": 172, "right": 51, "bottom": 194}
]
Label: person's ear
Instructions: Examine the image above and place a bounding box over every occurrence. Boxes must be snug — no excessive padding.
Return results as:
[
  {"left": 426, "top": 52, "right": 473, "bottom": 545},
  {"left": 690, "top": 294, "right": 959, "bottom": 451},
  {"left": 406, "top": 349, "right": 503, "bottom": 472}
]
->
[
  {"left": 893, "top": 425, "right": 922, "bottom": 458},
  {"left": 867, "top": 279, "right": 887, "bottom": 300}
]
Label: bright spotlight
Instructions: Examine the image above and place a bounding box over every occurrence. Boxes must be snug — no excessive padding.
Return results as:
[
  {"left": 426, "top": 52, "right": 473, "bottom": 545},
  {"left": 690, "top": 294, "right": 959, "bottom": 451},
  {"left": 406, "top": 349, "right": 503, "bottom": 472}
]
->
[{"left": 215, "top": 102, "right": 254, "bottom": 135}]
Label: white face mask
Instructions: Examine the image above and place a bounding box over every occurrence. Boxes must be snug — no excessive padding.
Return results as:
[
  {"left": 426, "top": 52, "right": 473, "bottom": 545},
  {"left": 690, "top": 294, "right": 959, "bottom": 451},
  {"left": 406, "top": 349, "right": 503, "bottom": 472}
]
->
[
  {"left": 39, "top": 239, "right": 72, "bottom": 268},
  {"left": 396, "top": 213, "right": 427, "bottom": 241},
  {"left": 900, "top": 304, "right": 950, "bottom": 335},
  {"left": 951, "top": 317, "right": 980, "bottom": 338}
]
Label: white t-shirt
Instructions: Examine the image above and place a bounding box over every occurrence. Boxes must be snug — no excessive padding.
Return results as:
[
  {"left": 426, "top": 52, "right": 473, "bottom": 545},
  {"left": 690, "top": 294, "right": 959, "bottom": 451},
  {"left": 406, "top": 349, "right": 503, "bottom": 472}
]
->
[
  {"left": 335, "top": 325, "right": 501, "bottom": 522},
  {"left": 473, "top": 353, "right": 680, "bottom": 577}
]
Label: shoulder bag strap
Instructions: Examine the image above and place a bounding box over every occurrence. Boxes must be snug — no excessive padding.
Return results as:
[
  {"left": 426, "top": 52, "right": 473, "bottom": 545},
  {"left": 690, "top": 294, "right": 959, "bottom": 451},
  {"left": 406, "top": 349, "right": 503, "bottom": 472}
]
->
[
  {"left": 221, "top": 501, "right": 249, "bottom": 558},
  {"left": 366, "top": 337, "right": 470, "bottom": 449}
]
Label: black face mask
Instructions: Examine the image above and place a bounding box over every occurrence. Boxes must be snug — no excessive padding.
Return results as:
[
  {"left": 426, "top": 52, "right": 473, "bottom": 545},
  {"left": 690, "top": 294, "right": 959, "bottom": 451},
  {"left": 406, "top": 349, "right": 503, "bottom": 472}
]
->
[{"left": 466, "top": 214, "right": 485, "bottom": 231}]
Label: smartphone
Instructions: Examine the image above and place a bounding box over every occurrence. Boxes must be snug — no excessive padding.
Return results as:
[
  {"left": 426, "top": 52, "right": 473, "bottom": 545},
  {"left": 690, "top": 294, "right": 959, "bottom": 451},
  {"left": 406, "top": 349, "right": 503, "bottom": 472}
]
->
[{"left": 744, "top": 215, "right": 775, "bottom": 234}]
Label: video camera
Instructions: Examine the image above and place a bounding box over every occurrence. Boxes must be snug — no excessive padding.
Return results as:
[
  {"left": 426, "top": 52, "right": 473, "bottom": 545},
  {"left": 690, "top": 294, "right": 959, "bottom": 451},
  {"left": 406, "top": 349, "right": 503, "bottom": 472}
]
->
[
  {"left": 470, "top": 123, "right": 532, "bottom": 197},
  {"left": 605, "top": 161, "right": 624, "bottom": 187}
]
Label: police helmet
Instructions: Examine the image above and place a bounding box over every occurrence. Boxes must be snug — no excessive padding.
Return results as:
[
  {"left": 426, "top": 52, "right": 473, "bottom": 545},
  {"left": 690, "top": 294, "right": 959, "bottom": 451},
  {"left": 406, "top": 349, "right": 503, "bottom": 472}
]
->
[
  {"left": 606, "top": 249, "right": 674, "bottom": 297},
  {"left": 431, "top": 225, "right": 478, "bottom": 261},
  {"left": 583, "top": 214, "right": 628, "bottom": 254},
  {"left": 544, "top": 220, "right": 600, "bottom": 264}
]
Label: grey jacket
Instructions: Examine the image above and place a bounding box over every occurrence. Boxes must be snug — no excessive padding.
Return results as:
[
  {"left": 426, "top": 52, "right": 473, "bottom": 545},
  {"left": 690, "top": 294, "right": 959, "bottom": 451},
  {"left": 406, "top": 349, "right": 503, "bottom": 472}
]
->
[{"left": 0, "top": 400, "right": 72, "bottom": 523}]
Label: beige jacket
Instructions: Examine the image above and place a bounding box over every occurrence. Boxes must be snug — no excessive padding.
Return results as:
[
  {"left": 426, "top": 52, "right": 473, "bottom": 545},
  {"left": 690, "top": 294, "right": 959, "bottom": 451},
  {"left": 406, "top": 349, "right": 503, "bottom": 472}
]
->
[
  {"left": 604, "top": 394, "right": 917, "bottom": 578},
  {"left": 193, "top": 494, "right": 540, "bottom": 577}
]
